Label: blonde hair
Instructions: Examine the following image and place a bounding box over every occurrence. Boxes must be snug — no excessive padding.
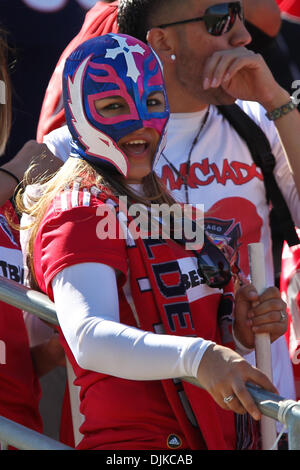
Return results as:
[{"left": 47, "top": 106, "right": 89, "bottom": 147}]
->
[
  {"left": 16, "top": 156, "right": 176, "bottom": 286},
  {"left": 0, "top": 29, "right": 12, "bottom": 155}
]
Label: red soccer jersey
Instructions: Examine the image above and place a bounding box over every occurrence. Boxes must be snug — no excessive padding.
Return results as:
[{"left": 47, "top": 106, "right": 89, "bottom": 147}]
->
[
  {"left": 33, "top": 189, "right": 237, "bottom": 450},
  {"left": 0, "top": 201, "right": 42, "bottom": 435},
  {"left": 281, "top": 228, "right": 300, "bottom": 400}
]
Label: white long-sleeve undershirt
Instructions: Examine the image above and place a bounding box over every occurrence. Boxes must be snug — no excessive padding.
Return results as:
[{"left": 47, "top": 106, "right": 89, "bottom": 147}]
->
[{"left": 52, "top": 262, "right": 215, "bottom": 381}]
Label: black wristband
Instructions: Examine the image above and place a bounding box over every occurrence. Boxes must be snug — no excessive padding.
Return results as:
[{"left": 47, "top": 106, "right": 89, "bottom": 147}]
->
[{"left": 0, "top": 167, "right": 20, "bottom": 186}]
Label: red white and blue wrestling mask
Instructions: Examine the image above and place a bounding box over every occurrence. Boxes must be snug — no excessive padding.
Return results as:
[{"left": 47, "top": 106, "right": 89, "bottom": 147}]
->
[{"left": 63, "top": 34, "right": 169, "bottom": 177}]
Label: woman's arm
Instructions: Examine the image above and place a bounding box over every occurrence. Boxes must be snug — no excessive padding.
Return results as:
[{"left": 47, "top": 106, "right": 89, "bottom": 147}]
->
[
  {"left": 52, "top": 262, "right": 210, "bottom": 381},
  {"left": 0, "top": 140, "right": 62, "bottom": 206},
  {"left": 52, "top": 262, "right": 280, "bottom": 420}
]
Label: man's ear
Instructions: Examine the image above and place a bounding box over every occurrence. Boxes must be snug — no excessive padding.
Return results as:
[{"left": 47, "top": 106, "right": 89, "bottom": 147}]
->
[{"left": 147, "top": 28, "right": 176, "bottom": 64}]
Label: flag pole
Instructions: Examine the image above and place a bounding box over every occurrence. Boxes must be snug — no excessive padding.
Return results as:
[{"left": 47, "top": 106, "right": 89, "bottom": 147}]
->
[{"left": 248, "top": 242, "right": 277, "bottom": 450}]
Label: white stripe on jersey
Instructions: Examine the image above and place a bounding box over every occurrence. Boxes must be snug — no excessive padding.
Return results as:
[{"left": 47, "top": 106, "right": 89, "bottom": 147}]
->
[
  {"left": 82, "top": 188, "right": 91, "bottom": 206},
  {"left": 117, "top": 211, "right": 136, "bottom": 247},
  {"left": 60, "top": 190, "right": 69, "bottom": 211},
  {"left": 90, "top": 186, "right": 102, "bottom": 198},
  {"left": 71, "top": 180, "right": 80, "bottom": 208},
  {"left": 106, "top": 198, "right": 118, "bottom": 208}
]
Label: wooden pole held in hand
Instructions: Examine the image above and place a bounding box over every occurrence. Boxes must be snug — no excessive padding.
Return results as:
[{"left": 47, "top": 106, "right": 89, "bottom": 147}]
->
[{"left": 248, "top": 242, "right": 277, "bottom": 450}]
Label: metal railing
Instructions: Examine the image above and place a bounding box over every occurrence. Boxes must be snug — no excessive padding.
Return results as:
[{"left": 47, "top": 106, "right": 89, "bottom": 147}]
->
[
  {"left": 1, "top": 274, "right": 300, "bottom": 450},
  {"left": 0, "top": 416, "right": 72, "bottom": 450},
  {"left": 0, "top": 276, "right": 74, "bottom": 450}
]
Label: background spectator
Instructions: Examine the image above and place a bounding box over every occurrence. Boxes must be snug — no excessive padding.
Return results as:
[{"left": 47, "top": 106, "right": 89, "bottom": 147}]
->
[{"left": 0, "top": 0, "right": 91, "bottom": 166}]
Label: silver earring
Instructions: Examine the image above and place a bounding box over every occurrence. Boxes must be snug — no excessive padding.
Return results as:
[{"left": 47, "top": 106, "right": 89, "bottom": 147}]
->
[{"left": 171, "top": 54, "right": 176, "bottom": 61}]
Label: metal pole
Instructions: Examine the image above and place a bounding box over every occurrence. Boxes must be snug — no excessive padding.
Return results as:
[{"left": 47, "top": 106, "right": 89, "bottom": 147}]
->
[
  {"left": 246, "top": 382, "right": 285, "bottom": 420},
  {"left": 0, "top": 276, "right": 84, "bottom": 446},
  {"left": 236, "top": 383, "right": 300, "bottom": 450},
  {"left": 0, "top": 416, "right": 73, "bottom": 450},
  {"left": 0, "top": 276, "right": 58, "bottom": 325},
  {"left": 287, "top": 405, "right": 300, "bottom": 450}
]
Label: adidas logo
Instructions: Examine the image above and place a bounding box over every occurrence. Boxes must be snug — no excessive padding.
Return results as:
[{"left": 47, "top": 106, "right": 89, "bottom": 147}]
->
[{"left": 167, "top": 434, "right": 182, "bottom": 449}]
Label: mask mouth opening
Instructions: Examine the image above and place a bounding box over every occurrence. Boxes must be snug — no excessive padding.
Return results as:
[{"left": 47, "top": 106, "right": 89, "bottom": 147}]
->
[{"left": 121, "top": 140, "right": 149, "bottom": 155}]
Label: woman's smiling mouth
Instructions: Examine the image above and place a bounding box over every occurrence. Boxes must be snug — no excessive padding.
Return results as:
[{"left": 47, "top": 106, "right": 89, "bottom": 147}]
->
[{"left": 121, "top": 139, "right": 150, "bottom": 157}]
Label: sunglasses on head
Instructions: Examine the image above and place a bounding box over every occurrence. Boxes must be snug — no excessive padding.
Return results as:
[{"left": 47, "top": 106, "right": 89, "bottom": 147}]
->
[
  {"left": 157, "top": 2, "right": 244, "bottom": 37},
  {"left": 193, "top": 233, "right": 232, "bottom": 288}
]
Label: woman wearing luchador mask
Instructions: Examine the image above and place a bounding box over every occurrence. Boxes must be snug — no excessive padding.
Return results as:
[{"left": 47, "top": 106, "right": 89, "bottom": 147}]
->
[{"left": 19, "top": 33, "right": 287, "bottom": 450}]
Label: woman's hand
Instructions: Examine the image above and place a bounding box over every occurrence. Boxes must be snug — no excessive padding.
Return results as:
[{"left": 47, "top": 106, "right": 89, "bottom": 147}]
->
[
  {"left": 3, "top": 140, "right": 62, "bottom": 184},
  {"left": 197, "top": 343, "right": 277, "bottom": 420},
  {"left": 233, "top": 284, "right": 288, "bottom": 350},
  {"left": 0, "top": 140, "right": 62, "bottom": 206}
]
